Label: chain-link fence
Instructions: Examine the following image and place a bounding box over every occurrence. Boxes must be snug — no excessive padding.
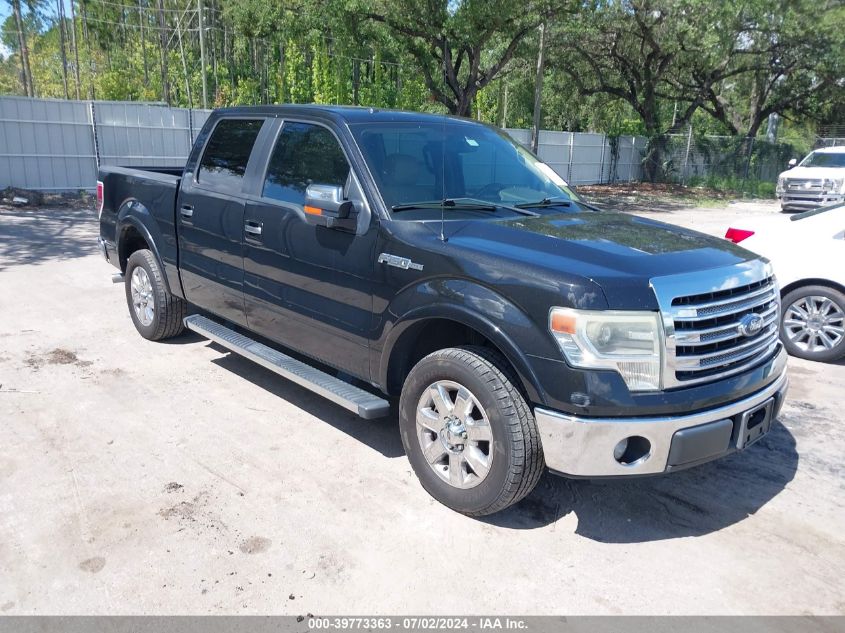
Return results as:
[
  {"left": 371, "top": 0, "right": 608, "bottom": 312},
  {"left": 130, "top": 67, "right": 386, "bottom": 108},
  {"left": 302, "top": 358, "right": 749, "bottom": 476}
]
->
[{"left": 619, "top": 130, "right": 796, "bottom": 194}]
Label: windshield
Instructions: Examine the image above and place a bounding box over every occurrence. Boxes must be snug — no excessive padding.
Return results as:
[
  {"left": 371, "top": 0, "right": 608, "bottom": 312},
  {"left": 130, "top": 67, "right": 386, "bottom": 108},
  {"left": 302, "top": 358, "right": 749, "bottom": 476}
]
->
[
  {"left": 799, "top": 151, "right": 845, "bottom": 168},
  {"left": 349, "top": 120, "right": 580, "bottom": 218}
]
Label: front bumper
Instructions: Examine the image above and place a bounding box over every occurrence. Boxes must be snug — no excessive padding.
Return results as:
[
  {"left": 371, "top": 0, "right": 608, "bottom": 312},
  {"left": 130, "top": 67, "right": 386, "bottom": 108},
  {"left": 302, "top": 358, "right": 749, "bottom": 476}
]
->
[
  {"left": 778, "top": 192, "right": 844, "bottom": 210},
  {"left": 535, "top": 360, "right": 789, "bottom": 477}
]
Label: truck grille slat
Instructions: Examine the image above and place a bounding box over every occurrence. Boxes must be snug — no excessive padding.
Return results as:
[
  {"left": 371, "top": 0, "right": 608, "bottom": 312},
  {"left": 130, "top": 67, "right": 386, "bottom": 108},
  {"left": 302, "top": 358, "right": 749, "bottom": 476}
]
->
[
  {"left": 674, "top": 305, "right": 779, "bottom": 346},
  {"left": 672, "top": 288, "right": 778, "bottom": 320},
  {"left": 651, "top": 264, "right": 781, "bottom": 389}
]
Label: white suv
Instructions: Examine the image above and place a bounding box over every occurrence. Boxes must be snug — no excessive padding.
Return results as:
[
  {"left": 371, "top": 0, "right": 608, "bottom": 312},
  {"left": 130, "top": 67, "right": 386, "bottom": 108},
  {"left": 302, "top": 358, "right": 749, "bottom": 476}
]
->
[{"left": 776, "top": 147, "right": 845, "bottom": 211}]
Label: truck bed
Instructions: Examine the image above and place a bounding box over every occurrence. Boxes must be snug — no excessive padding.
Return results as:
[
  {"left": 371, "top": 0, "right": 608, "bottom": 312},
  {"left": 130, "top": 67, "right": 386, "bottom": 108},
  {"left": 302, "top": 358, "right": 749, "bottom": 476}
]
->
[{"left": 97, "top": 165, "right": 184, "bottom": 294}]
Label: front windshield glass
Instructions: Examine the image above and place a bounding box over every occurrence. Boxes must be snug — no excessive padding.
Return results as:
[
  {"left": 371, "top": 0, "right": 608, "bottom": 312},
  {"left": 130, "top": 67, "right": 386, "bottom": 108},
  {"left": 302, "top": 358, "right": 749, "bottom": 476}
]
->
[
  {"left": 349, "top": 120, "right": 580, "bottom": 218},
  {"left": 800, "top": 151, "right": 845, "bottom": 168}
]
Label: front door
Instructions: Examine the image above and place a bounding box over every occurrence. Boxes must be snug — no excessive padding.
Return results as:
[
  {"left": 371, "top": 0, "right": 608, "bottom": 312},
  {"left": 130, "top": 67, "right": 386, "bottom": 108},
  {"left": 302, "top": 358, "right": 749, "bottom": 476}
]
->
[
  {"left": 177, "top": 117, "right": 266, "bottom": 326},
  {"left": 242, "top": 120, "right": 378, "bottom": 379}
]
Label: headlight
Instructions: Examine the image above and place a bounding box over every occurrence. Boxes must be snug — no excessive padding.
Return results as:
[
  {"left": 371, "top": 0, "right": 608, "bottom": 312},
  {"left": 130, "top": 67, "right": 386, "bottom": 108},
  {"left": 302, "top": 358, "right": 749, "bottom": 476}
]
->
[
  {"left": 549, "top": 308, "right": 663, "bottom": 391},
  {"left": 776, "top": 176, "right": 785, "bottom": 194},
  {"left": 822, "top": 178, "right": 843, "bottom": 193}
]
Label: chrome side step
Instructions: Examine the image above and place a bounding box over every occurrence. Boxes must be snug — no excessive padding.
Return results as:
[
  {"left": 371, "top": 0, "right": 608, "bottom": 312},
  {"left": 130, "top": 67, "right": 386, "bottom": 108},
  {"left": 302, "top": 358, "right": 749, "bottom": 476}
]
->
[{"left": 184, "top": 314, "right": 390, "bottom": 419}]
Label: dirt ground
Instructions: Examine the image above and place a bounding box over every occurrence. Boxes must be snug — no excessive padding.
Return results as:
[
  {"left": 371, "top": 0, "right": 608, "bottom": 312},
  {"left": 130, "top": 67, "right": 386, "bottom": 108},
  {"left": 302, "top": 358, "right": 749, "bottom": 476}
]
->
[{"left": 0, "top": 199, "right": 843, "bottom": 615}]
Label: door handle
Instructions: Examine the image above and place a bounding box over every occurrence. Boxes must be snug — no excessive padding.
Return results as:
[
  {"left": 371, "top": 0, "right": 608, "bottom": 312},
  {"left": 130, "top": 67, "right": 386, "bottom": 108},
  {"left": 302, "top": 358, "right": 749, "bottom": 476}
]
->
[
  {"left": 244, "top": 221, "right": 263, "bottom": 236},
  {"left": 180, "top": 205, "right": 194, "bottom": 218}
]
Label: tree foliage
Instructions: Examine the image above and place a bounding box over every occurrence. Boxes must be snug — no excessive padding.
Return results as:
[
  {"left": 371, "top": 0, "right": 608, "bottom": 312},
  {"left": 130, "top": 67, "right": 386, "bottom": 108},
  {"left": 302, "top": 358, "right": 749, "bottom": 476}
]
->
[{"left": 0, "top": 0, "right": 841, "bottom": 148}]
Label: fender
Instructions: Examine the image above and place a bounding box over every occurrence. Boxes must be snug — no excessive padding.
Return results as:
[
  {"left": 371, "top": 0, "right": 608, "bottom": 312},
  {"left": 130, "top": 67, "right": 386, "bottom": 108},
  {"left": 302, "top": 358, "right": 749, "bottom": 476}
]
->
[
  {"left": 116, "top": 200, "right": 181, "bottom": 297},
  {"left": 378, "top": 278, "right": 552, "bottom": 407}
]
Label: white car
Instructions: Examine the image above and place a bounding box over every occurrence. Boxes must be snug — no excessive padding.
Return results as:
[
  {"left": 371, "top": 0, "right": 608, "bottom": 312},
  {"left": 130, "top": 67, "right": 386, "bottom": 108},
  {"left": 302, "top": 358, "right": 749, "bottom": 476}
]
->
[
  {"left": 776, "top": 147, "right": 845, "bottom": 212},
  {"left": 726, "top": 204, "right": 845, "bottom": 362}
]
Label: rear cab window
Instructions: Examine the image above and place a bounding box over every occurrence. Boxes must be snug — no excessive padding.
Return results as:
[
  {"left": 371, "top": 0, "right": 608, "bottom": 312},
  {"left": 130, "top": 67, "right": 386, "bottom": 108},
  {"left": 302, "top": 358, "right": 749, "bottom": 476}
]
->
[{"left": 197, "top": 118, "right": 264, "bottom": 193}]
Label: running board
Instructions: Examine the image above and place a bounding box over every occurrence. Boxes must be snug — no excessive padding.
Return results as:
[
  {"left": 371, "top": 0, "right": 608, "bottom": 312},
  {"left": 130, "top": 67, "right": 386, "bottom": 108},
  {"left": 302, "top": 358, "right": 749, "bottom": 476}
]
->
[{"left": 184, "top": 315, "right": 390, "bottom": 419}]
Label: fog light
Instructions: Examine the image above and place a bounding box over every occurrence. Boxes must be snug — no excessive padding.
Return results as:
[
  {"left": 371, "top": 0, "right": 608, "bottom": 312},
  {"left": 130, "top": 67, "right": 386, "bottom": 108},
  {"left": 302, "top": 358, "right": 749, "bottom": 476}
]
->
[
  {"left": 613, "top": 436, "right": 651, "bottom": 466},
  {"left": 613, "top": 438, "right": 628, "bottom": 461}
]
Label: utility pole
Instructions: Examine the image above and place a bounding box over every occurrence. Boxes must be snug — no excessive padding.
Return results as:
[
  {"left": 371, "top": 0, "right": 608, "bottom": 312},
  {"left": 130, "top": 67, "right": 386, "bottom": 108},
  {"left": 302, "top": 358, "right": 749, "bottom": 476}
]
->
[
  {"left": 530, "top": 22, "right": 546, "bottom": 154},
  {"left": 157, "top": 0, "right": 170, "bottom": 105},
  {"left": 198, "top": 0, "right": 208, "bottom": 109},
  {"left": 56, "top": 0, "right": 70, "bottom": 99}
]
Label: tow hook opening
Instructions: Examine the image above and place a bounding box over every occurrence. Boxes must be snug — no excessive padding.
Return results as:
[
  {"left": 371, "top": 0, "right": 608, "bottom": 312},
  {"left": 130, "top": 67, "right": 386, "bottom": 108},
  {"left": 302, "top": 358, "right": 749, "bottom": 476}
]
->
[{"left": 613, "top": 436, "right": 651, "bottom": 466}]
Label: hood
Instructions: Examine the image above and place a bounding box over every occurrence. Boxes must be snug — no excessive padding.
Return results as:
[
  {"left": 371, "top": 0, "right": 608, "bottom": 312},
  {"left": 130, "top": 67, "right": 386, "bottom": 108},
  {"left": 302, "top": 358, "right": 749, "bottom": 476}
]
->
[
  {"left": 780, "top": 165, "right": 845, "bottom": 180},
  {"left": 444, "top": 211, "right": 757, "bottom": 309}
]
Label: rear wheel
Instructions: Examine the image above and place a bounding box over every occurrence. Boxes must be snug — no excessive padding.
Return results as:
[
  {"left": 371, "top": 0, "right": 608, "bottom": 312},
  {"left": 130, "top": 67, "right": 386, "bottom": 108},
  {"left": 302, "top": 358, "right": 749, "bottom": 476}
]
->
[
  {"left": 399, "top": 346, "right": 544, "bottom": 516},
  {"left": 125, "top": 249, "right": 187, "bottom": 341},
  {"left": 780, "top": 285, "right": 845, "bottom": 362}
]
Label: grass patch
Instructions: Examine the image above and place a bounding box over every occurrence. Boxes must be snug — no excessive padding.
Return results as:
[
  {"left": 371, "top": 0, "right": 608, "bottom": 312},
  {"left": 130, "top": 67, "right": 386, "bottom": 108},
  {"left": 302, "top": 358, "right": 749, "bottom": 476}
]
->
[{"left": 686, "top": 176, "right": 776, "bottom": 199}]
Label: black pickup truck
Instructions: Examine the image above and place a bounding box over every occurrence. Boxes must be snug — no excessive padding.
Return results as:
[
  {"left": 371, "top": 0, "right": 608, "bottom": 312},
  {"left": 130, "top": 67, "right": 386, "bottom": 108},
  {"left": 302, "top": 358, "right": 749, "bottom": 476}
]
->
[{"left": 97, "top": 105, "right": 788, "bottom": 515}]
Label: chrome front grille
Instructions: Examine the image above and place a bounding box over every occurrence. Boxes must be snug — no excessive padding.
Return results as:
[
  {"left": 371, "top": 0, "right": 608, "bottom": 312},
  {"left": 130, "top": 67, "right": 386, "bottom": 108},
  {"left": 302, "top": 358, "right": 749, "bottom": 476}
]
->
[
  {"left": 785, "top": 178, "right": 823, "bottom": 192},
  {"left": 651, "top": 261, "right": 781, "bottom": 389}
]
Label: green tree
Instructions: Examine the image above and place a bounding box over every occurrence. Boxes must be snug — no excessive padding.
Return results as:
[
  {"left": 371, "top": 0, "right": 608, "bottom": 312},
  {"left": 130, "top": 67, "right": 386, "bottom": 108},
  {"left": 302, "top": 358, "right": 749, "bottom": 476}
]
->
[{"left": 359, "top": 0, "right": 570, "bottom": 116}]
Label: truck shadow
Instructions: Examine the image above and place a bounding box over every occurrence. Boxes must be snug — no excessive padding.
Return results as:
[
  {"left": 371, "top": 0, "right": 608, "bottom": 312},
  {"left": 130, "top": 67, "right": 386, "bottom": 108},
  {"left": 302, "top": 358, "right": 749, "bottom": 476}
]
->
[
  {"left": 485, "top": 420, "right": 799, "bottom": 541},
  {"left": 0, "top": 208, "right": 98, "bottom": 267},
  {"left": 203, "top": 340, "right": 800, "bottom": 541},
  {"left": 209, "top": 347, "right": 405, "bottom": 459}
]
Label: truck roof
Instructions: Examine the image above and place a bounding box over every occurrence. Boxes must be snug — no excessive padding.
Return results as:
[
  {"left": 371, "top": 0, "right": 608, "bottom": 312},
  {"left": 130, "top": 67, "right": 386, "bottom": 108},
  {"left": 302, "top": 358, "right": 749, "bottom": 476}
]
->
[
  {"left": 811, "top": 146, "right": 845, "bottom": 154},
  {"left": 212, "top": 104, "right": 484, "bottom": 126}
]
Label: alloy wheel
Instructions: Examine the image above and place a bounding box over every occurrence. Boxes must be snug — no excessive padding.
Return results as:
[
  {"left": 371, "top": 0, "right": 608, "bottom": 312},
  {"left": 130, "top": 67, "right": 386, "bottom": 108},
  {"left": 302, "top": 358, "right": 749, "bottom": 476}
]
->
[{"left": 415, "top": 380, "right": 494, "bottom": 489}]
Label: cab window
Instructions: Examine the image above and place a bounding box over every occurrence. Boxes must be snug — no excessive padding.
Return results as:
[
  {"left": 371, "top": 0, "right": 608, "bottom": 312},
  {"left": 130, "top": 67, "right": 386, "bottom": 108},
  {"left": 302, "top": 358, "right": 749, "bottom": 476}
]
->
[
  {"left": 262, "top": 122, "right": 351, "bottom": 206},
  {"left": 197, "top": 118, "right": 264, "bottom": 192}
]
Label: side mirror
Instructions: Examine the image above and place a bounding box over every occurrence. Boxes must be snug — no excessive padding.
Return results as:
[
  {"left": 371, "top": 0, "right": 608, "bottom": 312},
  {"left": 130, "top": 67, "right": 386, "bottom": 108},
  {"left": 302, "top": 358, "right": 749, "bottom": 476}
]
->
[
  {"left": 788, "top": 158, "right": 798, "bottom": 168},
  {"left": 304, "top": 184, "right": 355, "bottom": 230}
]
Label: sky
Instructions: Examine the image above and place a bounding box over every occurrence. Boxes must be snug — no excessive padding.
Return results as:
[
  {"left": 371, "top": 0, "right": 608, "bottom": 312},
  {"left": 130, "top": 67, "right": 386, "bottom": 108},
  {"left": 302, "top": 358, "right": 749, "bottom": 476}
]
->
[
  {"left": 0, "top": 3, "right": 11, "bottom": 59},
  {"left": 0, "top": 0, "right": 74, "bottom": 59}
]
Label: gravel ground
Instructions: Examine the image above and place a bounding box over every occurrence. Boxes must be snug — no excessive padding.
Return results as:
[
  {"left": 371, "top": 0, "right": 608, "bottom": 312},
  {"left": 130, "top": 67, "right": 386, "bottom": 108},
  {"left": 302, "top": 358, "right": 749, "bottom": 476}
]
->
[{"left": 0, "top": 201, "right": 843, "bottom": 615}]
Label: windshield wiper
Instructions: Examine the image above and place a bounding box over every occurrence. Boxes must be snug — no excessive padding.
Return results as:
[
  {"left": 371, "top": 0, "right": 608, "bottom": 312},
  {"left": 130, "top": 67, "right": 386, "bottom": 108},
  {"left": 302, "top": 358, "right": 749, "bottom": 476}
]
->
[
  {"left": 391, "top": 198, "right": 539, "bottom": 217},
  {"left": 514, "top": 196, "right": 572, "bottom": 209}
]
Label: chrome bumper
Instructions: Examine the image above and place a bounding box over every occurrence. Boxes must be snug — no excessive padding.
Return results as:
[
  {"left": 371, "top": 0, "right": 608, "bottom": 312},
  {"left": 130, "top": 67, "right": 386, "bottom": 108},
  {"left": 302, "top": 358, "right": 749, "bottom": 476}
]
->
[
  {"left": 535, "top": 357, "right": 789, "bottom": 477},
  {"left": 778, "top": 193, "right": 844, "bottom": 210}
]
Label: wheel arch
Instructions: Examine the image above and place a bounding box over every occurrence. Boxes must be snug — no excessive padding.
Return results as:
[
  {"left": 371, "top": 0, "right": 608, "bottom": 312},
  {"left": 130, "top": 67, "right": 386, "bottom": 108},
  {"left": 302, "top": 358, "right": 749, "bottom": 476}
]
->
[
  {"left": 380, "top": 308, "right": 546, "bottom": 407},
  {"left": 116, "top": 202, "right": 171, "bottom": 294},
  {"left": 780, "top": 278, "right": 845, "bottom": 299}
]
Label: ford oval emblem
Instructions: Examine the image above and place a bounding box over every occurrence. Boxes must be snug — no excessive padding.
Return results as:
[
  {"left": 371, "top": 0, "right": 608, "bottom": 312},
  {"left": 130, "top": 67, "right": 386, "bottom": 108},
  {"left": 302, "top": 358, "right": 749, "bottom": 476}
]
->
[{"left": 738, "top": 313, "right": 764, "bottom": 337}]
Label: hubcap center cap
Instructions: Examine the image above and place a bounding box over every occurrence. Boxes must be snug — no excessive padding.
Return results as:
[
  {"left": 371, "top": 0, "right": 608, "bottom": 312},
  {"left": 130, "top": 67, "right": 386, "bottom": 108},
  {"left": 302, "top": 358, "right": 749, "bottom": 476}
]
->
[{"left": 441, "top": 417, "right": 467, "bottom": 452}]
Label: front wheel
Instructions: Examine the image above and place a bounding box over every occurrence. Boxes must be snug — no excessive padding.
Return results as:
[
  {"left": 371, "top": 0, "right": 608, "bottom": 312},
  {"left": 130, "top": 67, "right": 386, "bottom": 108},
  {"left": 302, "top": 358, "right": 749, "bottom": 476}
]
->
[
  {"left": 124, "top": 249, "right": 187, "bottom": 341},
  {"left": 780, "top": 285, "right": 845, "bottom": 362},
  {"left": 399, "top": 347, "right": 544, "bottom": 516}
]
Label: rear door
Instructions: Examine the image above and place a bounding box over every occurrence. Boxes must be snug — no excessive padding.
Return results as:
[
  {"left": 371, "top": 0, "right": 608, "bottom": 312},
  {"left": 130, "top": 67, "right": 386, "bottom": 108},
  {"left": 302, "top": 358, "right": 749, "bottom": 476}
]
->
[
  {"left": 241, "top": 119, "right": 379, "bottom": 378},
  {"left": 177, "top": 117, "right": 267, "bottom": 325}
]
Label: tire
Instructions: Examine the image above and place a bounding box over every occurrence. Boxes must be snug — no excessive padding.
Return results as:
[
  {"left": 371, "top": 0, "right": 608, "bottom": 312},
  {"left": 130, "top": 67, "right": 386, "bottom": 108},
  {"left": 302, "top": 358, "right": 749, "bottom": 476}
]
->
[
  {"left": 124, "top": 249, "right": 187, "bottom": 341},
  {"left": 780, "top": 284, "right": 845, "bottom": 362},
  {"left": 399, "top": 346, "right": 544, "bottom": 516}
]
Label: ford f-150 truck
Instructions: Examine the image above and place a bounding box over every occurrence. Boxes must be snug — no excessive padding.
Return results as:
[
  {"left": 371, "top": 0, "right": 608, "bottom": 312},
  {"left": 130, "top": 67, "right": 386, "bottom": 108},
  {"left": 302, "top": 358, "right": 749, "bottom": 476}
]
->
[
  {"left": 97, "top": 105, "right": 789, "bottom": 516},
  {"left": 777, "top": 147, "right": 845, "bottom": 211}
]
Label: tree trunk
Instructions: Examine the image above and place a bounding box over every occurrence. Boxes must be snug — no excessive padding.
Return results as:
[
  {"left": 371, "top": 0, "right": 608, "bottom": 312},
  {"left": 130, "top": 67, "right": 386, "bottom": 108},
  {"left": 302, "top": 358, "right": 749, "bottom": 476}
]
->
[
  {"left": 57, "top": 0, "right": 70, "bottom": 99},
  {"left": 530, "top": 22, "right": 546, "bottom": 153},
  {"left": 278, "top": 41, "right": 285, "bottom": 103},
  {"left": 11, "top": 0, "right": 34, "bottom": 97},
  {"left": 157, "top": 0, "right": 170, "bottom": 104},
  {"left": 69, "top": 0, "right": 82, "bottom": 99},
  {"left": 352, "top": 59, "right": 360, "bottom": 105},
  {"left": 176, "top": 12, "right": 192, "bottom": 108},
  {"left": 139, "top": 0, "right": 149, "bottom": 85}
]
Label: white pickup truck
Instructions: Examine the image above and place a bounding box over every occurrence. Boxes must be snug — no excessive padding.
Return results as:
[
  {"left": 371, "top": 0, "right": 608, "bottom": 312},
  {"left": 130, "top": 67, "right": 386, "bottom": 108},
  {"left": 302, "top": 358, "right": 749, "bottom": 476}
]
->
[{"left": 776, "top": 147, "right": 845, "bottom": 211}]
